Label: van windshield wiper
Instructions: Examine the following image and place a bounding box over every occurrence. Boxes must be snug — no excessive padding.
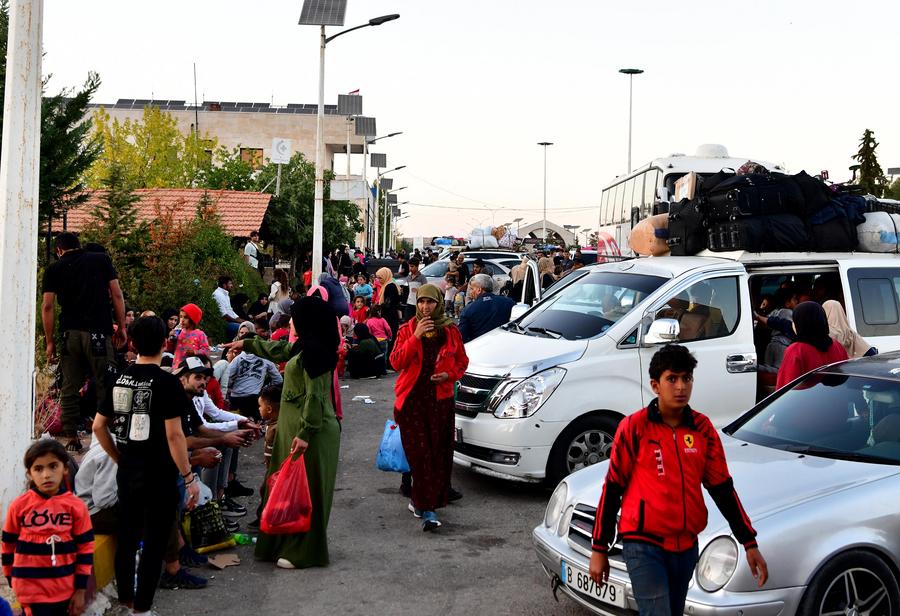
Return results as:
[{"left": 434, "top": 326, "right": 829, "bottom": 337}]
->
[
  {"left": 525, "top": 326, "right": 563, "bottom": 339},
  {"left": 503, "top": 321, "right": 526, "bottom": 334}
]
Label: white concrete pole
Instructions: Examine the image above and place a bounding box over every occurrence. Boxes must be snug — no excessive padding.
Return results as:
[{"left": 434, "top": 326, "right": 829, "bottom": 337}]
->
[
  {"left": 345, "top": 117, "right": 351, "bottom": 179},
  {"left": 362, "top": 140, "right": 369, "bottom": 249},
  {"left": 312, "top": 25, "right": 326, "bottom": 280},
  {"left": 0, "top": 0, "right": 43, "bottom": 515}
]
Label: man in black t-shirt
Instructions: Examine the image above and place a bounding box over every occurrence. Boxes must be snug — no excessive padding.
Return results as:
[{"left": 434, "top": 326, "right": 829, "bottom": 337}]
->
[
  {"left": 42, "top": 233, "right": 127, "bottom": 451},
  {"left": 93, "top": 316, "right": 199, "bottom": 614}
]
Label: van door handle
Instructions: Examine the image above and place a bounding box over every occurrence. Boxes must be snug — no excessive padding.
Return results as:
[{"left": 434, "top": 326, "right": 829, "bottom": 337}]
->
[{"left": 726, "top": 353, "right": 757, "bottom": 373}]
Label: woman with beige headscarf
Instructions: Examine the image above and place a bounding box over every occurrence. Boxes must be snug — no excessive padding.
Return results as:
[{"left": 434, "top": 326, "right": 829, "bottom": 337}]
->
[
  {"left": 823, "top": 300, "right": 876, "bottom": 358},
  {"left": 538, "top": 256, "right": 556, "bottom": 290},
  {"left": 374, "top": 267, "right": 401, "bottom": 361}
]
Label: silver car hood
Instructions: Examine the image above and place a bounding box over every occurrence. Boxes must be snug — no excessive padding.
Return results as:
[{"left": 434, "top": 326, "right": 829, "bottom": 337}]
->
[
  {"left": 463, "top": 328, "right": 587, "bottom": 378},
  {"left": 565, "top": 433, "right": 900, "bottom": 537}
]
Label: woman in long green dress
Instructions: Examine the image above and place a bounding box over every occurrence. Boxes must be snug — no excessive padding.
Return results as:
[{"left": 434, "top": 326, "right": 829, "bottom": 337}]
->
[{"left": 225, "top": 295, "right": 340, "bottom": 569}]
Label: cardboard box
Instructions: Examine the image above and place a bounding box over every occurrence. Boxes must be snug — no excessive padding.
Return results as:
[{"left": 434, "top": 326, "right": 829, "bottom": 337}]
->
[{"left": 674, "top": 172, "right": 699, "bottom": 201}]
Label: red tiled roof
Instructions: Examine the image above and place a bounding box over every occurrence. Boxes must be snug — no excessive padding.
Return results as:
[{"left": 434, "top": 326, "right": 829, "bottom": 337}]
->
[{"left": 56, "top": 189, "right": 272, "bottom": 237}]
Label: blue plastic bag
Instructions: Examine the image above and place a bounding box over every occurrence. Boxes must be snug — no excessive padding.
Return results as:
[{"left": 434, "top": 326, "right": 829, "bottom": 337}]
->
[{"left": 376, "top": 419, "right": 411, "bottom": 473}]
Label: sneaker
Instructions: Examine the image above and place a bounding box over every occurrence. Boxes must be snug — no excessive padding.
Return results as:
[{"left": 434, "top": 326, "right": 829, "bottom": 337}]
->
[
  {"left": 224, "top": 518, "right": 240, "bottom": 533},
  {"left": 422, "top": 511, "right": 441, "bottom": 532},
  {"left": 178, "top": 545, "right": 208, "bottom": 568},
  {"left": 407, "top": 502, "right": 422, "bottom": 518},
  {"left": 448, "top": 487, "right": 463, "bottom": 502},
  {"left": 220, "top": 497, "right": 247, "bottom": 518},
  {"left": 159, "top": 568, "right": 208, "bottom": 590},
  {"left": 226, "top": 479, "right": 254, "bottom": 498}
]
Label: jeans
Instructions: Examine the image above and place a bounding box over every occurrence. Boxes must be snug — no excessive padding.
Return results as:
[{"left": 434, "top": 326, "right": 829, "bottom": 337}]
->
[
  {"left": 200, "top": 447, "right": 233, "bottom": 495},
  {"left": 622, "top": 541, "right": 699, "bottom": 616}
]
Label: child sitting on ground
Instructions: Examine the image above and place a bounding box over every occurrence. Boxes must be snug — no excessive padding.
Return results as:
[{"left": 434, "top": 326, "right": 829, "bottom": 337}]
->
[
  {"left": 2, "top": 440, "right": 93, "bottom": 616},
  {"left": 351, "top": 295, "right": 368, "bottom": 324}
]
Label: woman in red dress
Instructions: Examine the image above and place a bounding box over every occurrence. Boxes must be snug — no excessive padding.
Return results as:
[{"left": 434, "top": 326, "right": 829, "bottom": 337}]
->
[
  {"left": 776, "top": 301, "right": 848, "bottom": 389},
  {"left": 390, "top": 284, "right": 468, "bottom": 530}
]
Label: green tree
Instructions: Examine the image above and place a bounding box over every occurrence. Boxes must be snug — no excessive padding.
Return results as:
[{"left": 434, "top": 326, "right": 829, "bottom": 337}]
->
[
  {"left": 852, "top": 128, "right": 888, "bottom": 197},
  {"left": 79, "top": 165, "right": 149, "bottom": 300},
  {"left": 885, "top": 177, "right": 900, "bottom": 201},
  {"left": 40, "top": 73, "right": 103, "bottom": 247},
  {"left": 254, "top": 152, "right": 363, "bottom": 266},
  {"left": 198, "top": 146, "right": 256, "bottom": 191},
  {"left": 85, "top": 105, "right": 216, "bottom": 189}
]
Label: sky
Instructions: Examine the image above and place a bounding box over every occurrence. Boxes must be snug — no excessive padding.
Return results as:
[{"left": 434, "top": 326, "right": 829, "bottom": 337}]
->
[{"left": 43, "top": 0, "right": 900, "bottom": 240}]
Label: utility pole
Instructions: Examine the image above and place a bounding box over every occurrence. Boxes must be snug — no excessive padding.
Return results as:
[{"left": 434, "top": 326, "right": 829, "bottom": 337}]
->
[
  {"left": 0, "top": 0, "right": 43, "bottom": 515},
  {"left": 538, "top": 142, "right": 553, "bottom": 243}
]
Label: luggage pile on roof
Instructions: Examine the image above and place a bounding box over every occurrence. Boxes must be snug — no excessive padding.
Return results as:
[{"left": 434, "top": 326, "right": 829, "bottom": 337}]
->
[{"left": 629, "top": 162, "right": 900, "bottom": 256}]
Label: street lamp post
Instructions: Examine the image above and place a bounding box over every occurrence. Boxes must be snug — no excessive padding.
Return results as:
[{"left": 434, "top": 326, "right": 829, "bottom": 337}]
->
[
  {"left": 618, "top": 68, "right": 643, "bottom": 174},
  {"left": 512, "top": 216, "right": 523, "bottom": 239},
  {"left": 363, "top": 131, "right": 403, "bottom": 253},
  {"left": 384, "top": 186, "right": 406, "bottom": 253},
  {"left": 537, "top": 142, "right": 553, "bottom": 243},
  {"left": 302, "top": 10, "right": 400, "bottom": 279},
  {"left": 376, "top": 165, "right": 405, "bottom": 256}
]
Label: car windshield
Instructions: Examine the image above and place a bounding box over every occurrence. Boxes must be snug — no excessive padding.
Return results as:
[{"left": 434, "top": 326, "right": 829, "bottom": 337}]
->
[
  {"left": 513, "top": 271, "right": 666, "bottom": 340},
  {"left": 420, "top": 260, "right": 450, "bottom": 278},
  {"left": 728, "top": 373, "right": 900, "bottom": 465}
]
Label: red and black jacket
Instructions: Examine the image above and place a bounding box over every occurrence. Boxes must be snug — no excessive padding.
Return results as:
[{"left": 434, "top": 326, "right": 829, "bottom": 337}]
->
[{"left": 592, "top": 400, "right": 757, "bottom": 553}]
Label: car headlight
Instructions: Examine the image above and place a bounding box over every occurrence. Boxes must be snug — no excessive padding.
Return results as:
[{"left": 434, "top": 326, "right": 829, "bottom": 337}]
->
[
  {"left": 493, "top": 367, "right": 566, "bottom": 419},
  {"left": 544, "top": 482, "right": 567, "bottom": 529},
  {"left": 696, "top": 536, "right": 738, "bottom": 592}
]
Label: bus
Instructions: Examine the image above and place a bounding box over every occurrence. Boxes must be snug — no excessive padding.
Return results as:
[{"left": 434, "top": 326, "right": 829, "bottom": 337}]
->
[{"left": 596, "top": 144, "right": 784, "bottom": 256}]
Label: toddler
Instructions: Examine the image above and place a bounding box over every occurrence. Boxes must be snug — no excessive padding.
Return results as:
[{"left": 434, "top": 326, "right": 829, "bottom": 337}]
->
[
  {"left": 172, "top": 303, "right": 209, "bottom": 368},
  {"left": 351, "top": 296, "right": 368, "bottom": 324},
  {"left": 444, "top": 272, "right": 458, "bottom": 317}
]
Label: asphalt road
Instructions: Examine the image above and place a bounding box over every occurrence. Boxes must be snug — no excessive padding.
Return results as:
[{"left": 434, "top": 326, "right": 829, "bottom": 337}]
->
[{"left": 154, "top": 372, "right": 586, "bottom": 616}]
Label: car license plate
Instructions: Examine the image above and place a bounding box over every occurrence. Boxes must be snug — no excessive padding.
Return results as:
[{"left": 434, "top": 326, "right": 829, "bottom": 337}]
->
[
  {"left": 454, "top": 427, "right": 463, "bottom": 443},
  {"left": 560, "top": 560, "right": 625, "bottom": 608}
]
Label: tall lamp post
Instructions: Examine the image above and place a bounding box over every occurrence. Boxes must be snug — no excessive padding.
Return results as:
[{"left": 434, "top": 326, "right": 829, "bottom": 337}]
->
[
  {"left": 366, "top": 132, "right": 402, "bottom": 250},
  {"left": 618, "top": 67, "right": 643, "bottom": 174},
  {"left": 384, "top": 186, "right": 406, "bottom": 253},
  {"left": 299, "top": 3, "right": 399, "bottom": 279},
  {"left": 537, "top": 142, "right": 553, "bottom": 243},
  {"left": 376, "top": 165, "right": 405, "bottom": 255}
]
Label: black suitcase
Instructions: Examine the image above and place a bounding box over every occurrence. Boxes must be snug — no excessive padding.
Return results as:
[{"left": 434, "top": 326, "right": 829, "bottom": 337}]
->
[
  {"left": 667, "top": 199, "right": 707, "bottom": 256},
  {"left": 707, "top": 214, "right": 808, "bottom": 252},
  {"left": 792, "top": 170, "right": 832, "bottom": 218},
  {"left": 704, "top": 173, "right": 803, "bottom": 221}
]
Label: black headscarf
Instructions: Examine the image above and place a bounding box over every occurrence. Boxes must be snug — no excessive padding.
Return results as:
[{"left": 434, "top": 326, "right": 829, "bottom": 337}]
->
[
  {"left": 354, "top": 323, "right": 373, "bottom": 341},
  {"left": 290, "top": 296, "right": 339, "bottom": 378},
  {"left": 793, "top": 301, "right": 833, "bottom": 352}
]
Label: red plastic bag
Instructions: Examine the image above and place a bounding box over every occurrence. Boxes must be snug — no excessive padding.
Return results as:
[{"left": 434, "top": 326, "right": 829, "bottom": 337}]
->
[{"left": 261, "top": 455, "right": 312, "bottom": 534}]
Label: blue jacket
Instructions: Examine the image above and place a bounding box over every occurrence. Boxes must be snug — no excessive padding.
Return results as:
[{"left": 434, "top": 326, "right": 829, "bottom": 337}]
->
[{"left": 459, "top": 292, "right": 516, "bottom": 343}]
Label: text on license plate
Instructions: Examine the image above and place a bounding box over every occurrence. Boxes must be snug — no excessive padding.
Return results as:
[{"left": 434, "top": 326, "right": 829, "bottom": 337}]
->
[{"left": 561, "top": 560, "right": 625, "bottom": 608}]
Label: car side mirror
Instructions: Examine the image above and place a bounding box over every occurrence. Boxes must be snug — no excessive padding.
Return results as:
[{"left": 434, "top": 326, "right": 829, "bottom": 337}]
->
[
  {"left": 643, "top": 318, "right": 680, "bottom": 345},
  {"left": 509, "top": 303, "right": 530, "bottom": 322}
]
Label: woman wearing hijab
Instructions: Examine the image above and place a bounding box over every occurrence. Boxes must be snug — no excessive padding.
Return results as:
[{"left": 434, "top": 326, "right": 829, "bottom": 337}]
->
[
  {"left": 538, "top": 256, "right": 556, "bottom": 290},
  {"left": 224, "top": 296, "right": 340, "bottom": 569},
  {"left": 776, "top": 301, "right": 849, "bottom": 389},
  {"left": 347, "top": 323, "right": 385, "bottom": 378},
  {"left": 823, "top": 300, "right": 877, "bottom": 358},
  {"left": 375, "top": 267, "right": 402, "bottom": 354},
  {"left": 390, "top": 284, "right": 468, "bottom": 530}
]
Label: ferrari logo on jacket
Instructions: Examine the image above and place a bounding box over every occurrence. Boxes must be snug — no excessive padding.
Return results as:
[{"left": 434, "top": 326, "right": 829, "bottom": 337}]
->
[{"left": 684, "top": 434, "right": 694, "bottom": 448}]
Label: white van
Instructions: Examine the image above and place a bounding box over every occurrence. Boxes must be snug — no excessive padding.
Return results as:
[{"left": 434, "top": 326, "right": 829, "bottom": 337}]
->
[{"left": 453, "top": 252, "right": 900, "bottom": 484}]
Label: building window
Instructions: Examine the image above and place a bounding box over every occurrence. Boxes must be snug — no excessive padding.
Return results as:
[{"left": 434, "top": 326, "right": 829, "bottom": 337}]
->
[{"left": 240, "top": 147, "right": 264, "bottom": 170}]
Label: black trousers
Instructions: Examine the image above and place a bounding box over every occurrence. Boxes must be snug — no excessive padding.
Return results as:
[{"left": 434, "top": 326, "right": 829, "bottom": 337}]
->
[
  {"left": 24, "top": 602, "right": 70, "bottom": 616},
  {"left": 114, "top": 470, "right": 178, "bottom": 612}
]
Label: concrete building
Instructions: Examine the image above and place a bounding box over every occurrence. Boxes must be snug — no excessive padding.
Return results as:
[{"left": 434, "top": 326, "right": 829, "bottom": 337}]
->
[{"left": 89, "top": 99, "right": 373, "bottom": 247}]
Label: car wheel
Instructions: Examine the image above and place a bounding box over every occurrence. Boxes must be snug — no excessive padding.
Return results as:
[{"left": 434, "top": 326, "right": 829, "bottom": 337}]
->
[
  {"left": 546, "top": 414, "right": 620, "bottom": 485},
  {"left": 798, "top": 550, "right": 899, "bottom": 616}
]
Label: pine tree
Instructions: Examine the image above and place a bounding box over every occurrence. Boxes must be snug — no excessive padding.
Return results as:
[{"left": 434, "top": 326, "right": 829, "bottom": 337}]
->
[{"left": 853, "top": 128, "right": 888, "bottom": 197}]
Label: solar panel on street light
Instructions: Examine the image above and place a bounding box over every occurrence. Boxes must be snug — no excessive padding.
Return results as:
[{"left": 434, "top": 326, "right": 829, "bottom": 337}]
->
[
  {"left": 337, "top": 94, "right": 362, "bottom": 116},
  {"left": 387, "top": 194, "right": 398, "bottom": 204},
  {"left": 298, "top": 0, "right": 347, "bottom": 26},
  {"left": 380, "top": 178, "right": 394, "bottom": 190},
  {"left": 371, "top": 153, "right": 386, "bottom": 168},
  {"left": 355, "top": 116, "right": 376, "bottom": 136}
]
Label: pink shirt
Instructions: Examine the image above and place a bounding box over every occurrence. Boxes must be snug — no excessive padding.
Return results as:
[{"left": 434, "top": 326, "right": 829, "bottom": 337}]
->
[
  {"left": 365, "top": 317, "right": 392, "bottom": 341},
  {"left": 173, "top": 328, "right": 210, "bottom": 367}
]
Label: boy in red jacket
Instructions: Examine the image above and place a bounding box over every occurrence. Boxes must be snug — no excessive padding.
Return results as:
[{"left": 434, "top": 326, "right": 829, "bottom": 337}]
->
[{"left": 590, "top": 344, "right": 768, "bottom": 615}]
